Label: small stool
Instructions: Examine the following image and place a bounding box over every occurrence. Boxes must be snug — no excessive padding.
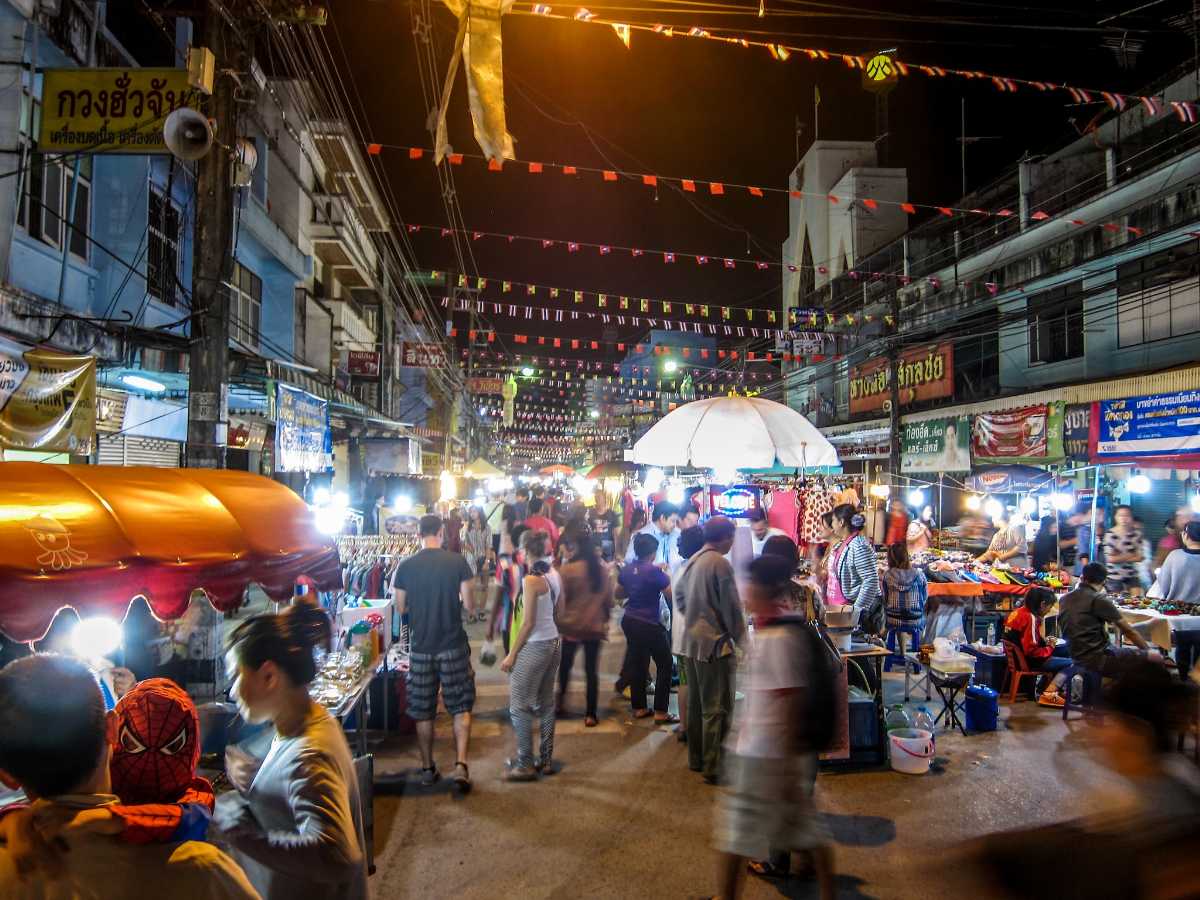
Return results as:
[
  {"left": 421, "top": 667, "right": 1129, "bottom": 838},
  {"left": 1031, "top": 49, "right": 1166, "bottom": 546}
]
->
[
  {"left": 1062, "top": 664, "right": 1103, "bottom": 722},
  {"left": 903, "top": 651, "right": 932, "bottom": 702},
  {"left": 884, "top": 621, "right": 923, "bottom": 672}
]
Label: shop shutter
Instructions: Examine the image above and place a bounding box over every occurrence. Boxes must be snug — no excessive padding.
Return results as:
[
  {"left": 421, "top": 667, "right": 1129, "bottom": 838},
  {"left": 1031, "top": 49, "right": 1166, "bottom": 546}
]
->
[
  {"left": 1129, "top": 479, "right": 1185, "bottom": 546},
  {"left": 97, "top": 436, "right": 182, "bottom": 468}
]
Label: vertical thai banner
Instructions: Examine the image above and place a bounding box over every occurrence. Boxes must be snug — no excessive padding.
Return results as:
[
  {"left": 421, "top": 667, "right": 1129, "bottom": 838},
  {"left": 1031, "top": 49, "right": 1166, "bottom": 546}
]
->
[
  {"left": 900, "top": 415, "right": 972, "bottom": 473},
  {"left": 0, "top": 338, "right": 96, "bottom": 454},
  {"left": 274, "top": 384, "right": 332, "bottom": 473}
]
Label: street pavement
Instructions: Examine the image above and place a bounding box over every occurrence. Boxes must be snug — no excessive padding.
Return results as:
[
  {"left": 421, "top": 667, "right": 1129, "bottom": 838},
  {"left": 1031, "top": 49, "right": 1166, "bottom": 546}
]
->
[{"left": 367, "top": 617, "right": 1128, "bottom": 899}]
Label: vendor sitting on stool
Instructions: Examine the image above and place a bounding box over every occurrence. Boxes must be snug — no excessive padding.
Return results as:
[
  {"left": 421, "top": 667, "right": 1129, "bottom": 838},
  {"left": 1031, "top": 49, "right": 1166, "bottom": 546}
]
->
[
  {"left": 1059, "top": 562, "right": 1162, "bottom": 679},
  {"left": 1003, "top": 586, "right": 1073, "bottom": 707}
]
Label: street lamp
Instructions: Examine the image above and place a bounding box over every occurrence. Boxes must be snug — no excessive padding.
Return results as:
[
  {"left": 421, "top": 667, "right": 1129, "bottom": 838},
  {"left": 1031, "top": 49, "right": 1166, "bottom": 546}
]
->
[
  {"left": 520, "top": 366, "right": 534, "bottom": 377},
  {"left": 663, "top": 359, "right": 678, "bottom": 373},
  {"left": 589, "top": 409, "right": 600, "bottom": 419}
]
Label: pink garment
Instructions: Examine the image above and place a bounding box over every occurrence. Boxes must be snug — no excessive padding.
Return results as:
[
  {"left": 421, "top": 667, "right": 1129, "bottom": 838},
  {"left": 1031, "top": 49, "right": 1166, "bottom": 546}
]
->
[
  {"left": 826, "top": 540, "right": 849, "bottom": 606},
  {"left": 766, "top": 490, "right": 799, "bottom": 542}
]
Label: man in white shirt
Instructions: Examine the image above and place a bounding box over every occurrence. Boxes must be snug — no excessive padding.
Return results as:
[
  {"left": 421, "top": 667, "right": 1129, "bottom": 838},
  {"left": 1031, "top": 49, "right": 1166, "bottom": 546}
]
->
[
  {"left": 0, "top": 654, "right": 259, "bottom": 899},
  {"left": 747, "top": 508, "right": 787, "bottom": 559},
  {"left": 625, "top": 502, "right": 682, "bottom": 573}
]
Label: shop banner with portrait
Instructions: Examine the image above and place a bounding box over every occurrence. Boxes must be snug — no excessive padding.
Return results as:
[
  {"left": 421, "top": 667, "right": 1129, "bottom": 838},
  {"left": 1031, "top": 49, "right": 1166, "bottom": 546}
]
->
[
  {"left": 1091, "top": 390, "right": 1200, "bottom": 464},
  {"left": 0, "top": 337, "right": 96, "bottom": 454},
  {"left": 971, "top": 401, "right": 1065, "bottom": 465},
  {"left": 274, "top": 383, "right": 332, "bottom": 473},
  {"left": 901, "top": 415, "right": 972, "bottom": 473}
]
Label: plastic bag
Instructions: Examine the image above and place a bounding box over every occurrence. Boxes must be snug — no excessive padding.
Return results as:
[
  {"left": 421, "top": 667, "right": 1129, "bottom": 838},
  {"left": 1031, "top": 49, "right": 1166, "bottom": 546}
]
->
[{"left": 480, "top": 640, "right": 498, "bottom": 667}]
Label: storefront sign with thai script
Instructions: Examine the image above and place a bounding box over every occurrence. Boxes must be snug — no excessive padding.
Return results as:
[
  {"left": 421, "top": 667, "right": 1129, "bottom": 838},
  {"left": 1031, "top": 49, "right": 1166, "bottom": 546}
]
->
[
  {"left": 467, "top": 376, "right": 505, "bottom": 394},
  {"left": 346, "top": 350, "right": 381, "bottom": 377},
  {"left": 39, "top": 69, "right": 202, "bottom": 153},
  {"left": 848, "top": 343, "right": 953, "bottom": 415},
  {"left": 1093, "top": 390, "right": 1200, "bottom": 462},
  {"left": 275, "top": 384, "right": 332, "bottom": 473},
  {"left": 399, "top": 342, "right": 448, "bottom": 368},
  {"left": 901, "top": 415, "right": 972, "bottom": 473}
]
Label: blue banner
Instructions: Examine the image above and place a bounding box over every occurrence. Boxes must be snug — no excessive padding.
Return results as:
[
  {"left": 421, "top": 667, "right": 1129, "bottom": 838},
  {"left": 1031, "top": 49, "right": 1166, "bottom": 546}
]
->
[
  {"left": 275, "top": 383, "right": 332, "bottom": 473},
  {"left": 1093, "top": 390, "right": 1200, "bottom": 461}
]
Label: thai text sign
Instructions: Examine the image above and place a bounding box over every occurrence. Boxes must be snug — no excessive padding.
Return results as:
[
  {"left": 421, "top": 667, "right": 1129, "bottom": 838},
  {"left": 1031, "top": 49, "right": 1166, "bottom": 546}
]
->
[
  {"left": 1094, "top": 390, "right": 1200, "bottom": 461},
  {"left": 1064, "top": 403, "right": 1091, "bottom": 462},
  {"left": 848, "top": 342, "right": 953, "bottom": 415},
  {"left": 39, "top": 69, "right": 202, "bottom": 153},
  {"left": 0, "top": 338, "right": 95, "bottom": 454},
  {"left": 901, "top": 415, "right": 972, "bottom": 473},
  {"left": 467, "top": 376, "right": 504, "bottom": 394},
  {"left": 399, "top": 342, "right": 447, "bottom": 368},
  {"left": 346, "top": 350, "right": 381, "bottom": 377},
  {"left": 972, "top": 405, "right": 1049, "bottom": 460},
  {"left": 275, "top": 384, "right": 332, "bottom": 473}
]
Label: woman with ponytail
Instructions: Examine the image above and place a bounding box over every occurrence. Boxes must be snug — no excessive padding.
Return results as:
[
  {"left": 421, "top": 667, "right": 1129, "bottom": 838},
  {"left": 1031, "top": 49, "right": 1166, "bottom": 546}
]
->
[
  {"left": 827, "top": 505, "right": 881, "bottom": 627},
  {"left": 213, "top": 602, "right": 367, "bottom": 900}
]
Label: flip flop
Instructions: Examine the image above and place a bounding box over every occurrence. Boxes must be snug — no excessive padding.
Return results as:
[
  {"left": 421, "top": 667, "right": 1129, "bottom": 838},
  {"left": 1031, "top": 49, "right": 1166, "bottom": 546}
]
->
[
  {"left": 633, "top": 709, "right": 654, "bottom": 719},
  {"left": 748, "top": 860, "right": 789, "bottom": 879},
  {"left": 654, "top": 713, "right": 680, "bottom": 725}
]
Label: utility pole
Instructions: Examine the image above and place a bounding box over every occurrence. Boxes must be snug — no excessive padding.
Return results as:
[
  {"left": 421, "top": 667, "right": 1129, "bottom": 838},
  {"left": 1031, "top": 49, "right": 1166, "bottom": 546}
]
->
[
  {"left": 887, "top": 289, "right": 901, "bottom": 493},
  {"left": 186, "top": 3, "right": 241, "bottom": 468}
]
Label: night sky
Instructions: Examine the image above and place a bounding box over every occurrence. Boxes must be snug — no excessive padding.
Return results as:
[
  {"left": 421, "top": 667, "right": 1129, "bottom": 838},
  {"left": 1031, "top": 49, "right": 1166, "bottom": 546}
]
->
[{"left": 325, "top": 0, "right": 1196, "bottom": 424}]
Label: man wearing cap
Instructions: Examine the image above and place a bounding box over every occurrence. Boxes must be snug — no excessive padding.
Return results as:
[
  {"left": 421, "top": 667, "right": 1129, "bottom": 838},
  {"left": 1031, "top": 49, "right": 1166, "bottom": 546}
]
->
[
  {"left": 674, "top": 516, "right": 746, "bottom": 784},
  {"left": 1155, "top": 520, "right": 1200, "bottom": 680}
]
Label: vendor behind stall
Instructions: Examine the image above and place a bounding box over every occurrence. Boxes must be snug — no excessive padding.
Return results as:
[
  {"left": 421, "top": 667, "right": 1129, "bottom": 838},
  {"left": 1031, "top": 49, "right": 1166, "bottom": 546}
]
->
[{"left": 977, "top": 515, "right": 1029, "bottom": 568}]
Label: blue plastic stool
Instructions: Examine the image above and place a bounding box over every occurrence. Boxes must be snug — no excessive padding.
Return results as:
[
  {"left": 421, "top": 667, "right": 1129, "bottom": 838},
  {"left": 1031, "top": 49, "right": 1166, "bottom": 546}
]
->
[
  {"left": 1061, "top": 664, "right": 1103, "bottom": 721},
  {"left": 884, "top": 621, "right": 924, "bottom": 672}
]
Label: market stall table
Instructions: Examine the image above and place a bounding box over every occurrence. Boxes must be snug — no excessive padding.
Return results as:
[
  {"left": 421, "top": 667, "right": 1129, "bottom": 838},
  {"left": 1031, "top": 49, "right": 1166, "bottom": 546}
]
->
[
  {"left": 1119, "top": 607, "right": 1200, "bottom": 650},
  {"left": 822, "top": 644, "right": 890, "bottom": 769}
]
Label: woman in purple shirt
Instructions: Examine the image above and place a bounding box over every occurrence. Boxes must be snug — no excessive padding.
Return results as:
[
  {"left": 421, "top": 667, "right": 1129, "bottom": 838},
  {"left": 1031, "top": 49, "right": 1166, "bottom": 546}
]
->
[{"left": 616, "top": 533, "right": 677, "bottom": 723}]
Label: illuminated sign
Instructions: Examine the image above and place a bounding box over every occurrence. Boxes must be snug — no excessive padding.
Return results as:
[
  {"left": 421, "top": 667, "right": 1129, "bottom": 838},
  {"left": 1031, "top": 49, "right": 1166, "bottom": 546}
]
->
[{"left": 862, "top": 53, "right": 898, "bottom": 94}]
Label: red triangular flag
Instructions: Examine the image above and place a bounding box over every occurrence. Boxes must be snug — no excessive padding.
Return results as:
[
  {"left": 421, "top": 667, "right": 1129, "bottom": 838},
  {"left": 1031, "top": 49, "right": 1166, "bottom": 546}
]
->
[
  {"left": 449, "top": 153, "right": 464, "bottom": 165},
  {"left": 528, "top": 162, "right": 543, "bottom": 173},
  {"left": 862, "top": 198, "right": 878, "bottom": 209},
  {"left": 682, "top": 179, "right": 696, "bottom": 192},
  {"left": 406, "top": 147, "right": 422, "bottom": 159},
  {"left": 368, "top": 143, "right": 383, "bottom": 155},
  {"left": 488, "top": 159, "right": 503, "bottom": 171},
  {"left": 603, "top": 170, "right": 618, "bottom": 181},
  {"left": 563, "top": 165, "right": 577, "bottom": 175},
  {"left": 642, "top": 174, "right": 657, "bottom": 187},
  {"left": 900, "top": 202, "right": 916, "bottom": 214},
  {"left": 748, "top": 186, "right": 764, "bottom": 197},
  {"left": 828, "top": 194, "right": 840, "bottom": 204},
  {"left": 937, "top": 206, "right": 953, "bottom": 216},
  {"left": 709, "top": 182, "right": 724, "bottom": 195},
  {"left": 1031, "top": 210, "right": 1050, "bottom": 220}
]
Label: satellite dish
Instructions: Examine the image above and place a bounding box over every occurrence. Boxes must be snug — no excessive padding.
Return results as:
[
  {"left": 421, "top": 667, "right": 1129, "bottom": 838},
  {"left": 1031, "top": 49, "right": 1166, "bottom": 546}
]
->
[{"left": 163, "top": 108, "right": 214, "bottom": 161}]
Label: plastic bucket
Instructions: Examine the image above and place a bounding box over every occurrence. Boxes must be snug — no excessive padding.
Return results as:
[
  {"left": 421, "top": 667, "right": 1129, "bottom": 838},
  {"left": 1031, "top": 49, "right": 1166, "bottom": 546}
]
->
[{"left": 889, "top": 728, "right": 935, "bottom": 775}]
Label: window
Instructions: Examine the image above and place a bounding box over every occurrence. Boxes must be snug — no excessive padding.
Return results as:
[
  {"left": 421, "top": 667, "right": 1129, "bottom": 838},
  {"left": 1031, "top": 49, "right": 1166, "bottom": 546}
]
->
[
  {"left": 1027, "top": 280, "right": 1084, "bottom": 364},
  {"left": 1117, "top": 241, "right": 1200, "bottom": 348},
  {"left": 251, "top": 136, "right": 268, "bottom": 205},
  {"left": 230, "top": 262, "right": 262, "bottom": 348},
  {"left": 17, "top": 93, "right": 92, "bottom": 261},
  {"left": 147, "top": 186, "right": 182, "bottom": 306}
]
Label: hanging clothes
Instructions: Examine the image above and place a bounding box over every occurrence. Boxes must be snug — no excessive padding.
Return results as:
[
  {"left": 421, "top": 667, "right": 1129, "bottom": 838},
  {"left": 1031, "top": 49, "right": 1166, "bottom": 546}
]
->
[{"left": 766, "top": 490, "right": 799, "bottom": 542}]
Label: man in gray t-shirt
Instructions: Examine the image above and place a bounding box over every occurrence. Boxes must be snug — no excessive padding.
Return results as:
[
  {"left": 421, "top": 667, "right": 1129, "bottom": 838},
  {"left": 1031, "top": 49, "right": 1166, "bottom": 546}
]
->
[{"left": 1059, "top": 562, "right": 1157, "bottom": 677}]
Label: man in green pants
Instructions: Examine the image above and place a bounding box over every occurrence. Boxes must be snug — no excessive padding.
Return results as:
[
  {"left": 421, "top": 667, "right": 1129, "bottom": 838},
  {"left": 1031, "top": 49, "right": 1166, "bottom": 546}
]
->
[{"left": 675, "top": 515, "right": 745, "bottom": 784}]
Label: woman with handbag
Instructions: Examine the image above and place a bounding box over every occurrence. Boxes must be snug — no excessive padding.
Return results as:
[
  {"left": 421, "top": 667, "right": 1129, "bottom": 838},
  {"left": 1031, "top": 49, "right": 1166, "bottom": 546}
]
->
[
  {"left": 555, "top": 530, "right": 614, "bottom": 727},
  {"left": 827, "top": 504, "right": 882, "bottom": 632}
]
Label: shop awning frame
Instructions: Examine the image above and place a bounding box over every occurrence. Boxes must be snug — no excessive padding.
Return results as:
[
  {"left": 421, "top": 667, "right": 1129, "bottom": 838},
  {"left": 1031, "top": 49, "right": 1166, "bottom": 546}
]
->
[{"left": 0, "top": 463, "right": 341, "bottom": 642}]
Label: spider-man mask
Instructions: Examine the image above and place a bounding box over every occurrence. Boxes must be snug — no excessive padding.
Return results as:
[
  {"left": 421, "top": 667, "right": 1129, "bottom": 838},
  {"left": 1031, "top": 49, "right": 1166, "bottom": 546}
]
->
[{"left": 108, "top": 678, "right": 200, "bottom": 805}]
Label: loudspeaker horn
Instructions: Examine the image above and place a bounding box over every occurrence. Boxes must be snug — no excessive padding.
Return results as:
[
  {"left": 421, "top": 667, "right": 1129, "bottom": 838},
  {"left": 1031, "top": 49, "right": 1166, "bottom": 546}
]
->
[{"left": 163, "top": 108, "right": 214, "bottom": 161}]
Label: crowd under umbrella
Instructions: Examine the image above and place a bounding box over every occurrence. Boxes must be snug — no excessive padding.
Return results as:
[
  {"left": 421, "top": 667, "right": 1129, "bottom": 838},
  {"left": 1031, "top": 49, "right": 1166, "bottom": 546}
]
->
[{"left": 631, "top": 395, "right": 840, "bottom": 472}]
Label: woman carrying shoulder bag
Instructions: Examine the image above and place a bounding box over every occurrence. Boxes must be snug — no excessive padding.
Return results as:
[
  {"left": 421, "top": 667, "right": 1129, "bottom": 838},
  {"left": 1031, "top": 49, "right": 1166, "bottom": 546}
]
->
[{"left": 555, "top": 530, "right": 614, "bottom": 727}]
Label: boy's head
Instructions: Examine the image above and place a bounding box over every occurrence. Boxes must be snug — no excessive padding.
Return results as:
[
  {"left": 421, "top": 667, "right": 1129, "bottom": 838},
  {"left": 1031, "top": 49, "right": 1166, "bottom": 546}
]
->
[
  {"left": 678, "top": 525, "right": 705, "bottom": 561},
  {"left": 746, "top": 554, "right": 794, "bottom": 618},
  {"left": 1081, "top": 561, "right": 1108, "bottom": 588},
  {"left": 109, "top": 678, "right": 201, "bottom": 804},
  {"left": 0, "top": 654, "right": 109, "bottom": 799},
  {"left": 633, "top": 532, "right": 659, "bottom": 562}
]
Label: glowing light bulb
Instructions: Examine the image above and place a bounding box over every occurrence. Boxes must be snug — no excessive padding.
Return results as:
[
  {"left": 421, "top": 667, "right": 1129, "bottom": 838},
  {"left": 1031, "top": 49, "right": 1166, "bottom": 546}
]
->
[
  {"left": 1128, "top": 474, "right": 1151, "bottom": 494},
  {"left": 1020, "top": 496, "right": 1037, "bottom": 515},
  {"left": 965, "top": 494, "right": 982, "bottom": 511},
  {"left": 71, "top": 617, "right": 122, "bottom": 659},
  {"left": 1052, "top": 492, "right": 1074, "bottom": 512},
  {"left": 906, "top": 489, "right": 925, "bottom": 507},
  {"left": 984, "top": 498, "right": 1004, "bottom": 521}
]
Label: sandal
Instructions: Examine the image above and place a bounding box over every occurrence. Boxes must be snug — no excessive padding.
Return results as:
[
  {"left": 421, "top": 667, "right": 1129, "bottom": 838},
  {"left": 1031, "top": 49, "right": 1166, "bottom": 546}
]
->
[
  {"left": 584, "top": 716, "right": 598, "bottom": 727},
  {"left": 748, "top": 859, "right": 789, "bottom": 879},
  {"left": 451, "top": 761, "right": 472, "bottom": 792},
  {"left": 420, "top": 765, "right": 440, "bottom": 787},
  {"left": 654, "top": 713, "right": 680, "bottom": 725},
  {"left": 633, "top": 709, "right": 654, "bottom": 719}
]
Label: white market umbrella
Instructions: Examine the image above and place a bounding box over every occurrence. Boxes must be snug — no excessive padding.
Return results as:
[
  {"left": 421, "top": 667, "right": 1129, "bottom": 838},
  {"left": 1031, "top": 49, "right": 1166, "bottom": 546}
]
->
[{"left": 632, "top": 396, "right": 839, "bottom": 470}]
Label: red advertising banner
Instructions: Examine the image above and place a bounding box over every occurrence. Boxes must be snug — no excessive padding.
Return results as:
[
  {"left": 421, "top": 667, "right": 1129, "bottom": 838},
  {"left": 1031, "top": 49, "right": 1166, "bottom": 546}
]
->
[
  {"left": 346, "top": 350, "right": 381, "bottom": 377},
  {"left": 399, "top": 342, "right": 447, "bottom": 368},
  {"left": 848, "top": 342, "right": 953, "bottom": 415},
  {"left": 466, "top": 376, "right": 504, "bottom": 394},
  {"left": 972, "top": 404, "right": 1049, "bottom": 459}
]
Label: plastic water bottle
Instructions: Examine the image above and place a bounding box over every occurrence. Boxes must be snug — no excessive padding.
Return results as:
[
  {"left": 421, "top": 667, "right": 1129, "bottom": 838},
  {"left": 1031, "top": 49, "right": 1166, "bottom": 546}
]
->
[
  {"left": 912, "top": 706, "right": 935, "bottom": 733},
  {"left": 885, "top": 704, "right": 913, "bottom": 732},
  {"left": 986, "top": 622, "right": 996, "bottom": 646}
]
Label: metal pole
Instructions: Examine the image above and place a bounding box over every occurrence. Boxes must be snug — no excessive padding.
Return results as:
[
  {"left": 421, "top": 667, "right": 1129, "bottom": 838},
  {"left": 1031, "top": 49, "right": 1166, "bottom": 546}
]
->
[{"left": 1089, "top": 465, "right": 1101, "bottom": 563}]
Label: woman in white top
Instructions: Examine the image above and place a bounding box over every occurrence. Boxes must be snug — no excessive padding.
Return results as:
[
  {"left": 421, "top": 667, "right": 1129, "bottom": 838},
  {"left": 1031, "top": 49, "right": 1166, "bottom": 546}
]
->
[
  {"left": 214, "top": 603, "right": 367, "bottom": 900},
  {"left": 500, "top": 529, "right": 561, "bottom": 781}
]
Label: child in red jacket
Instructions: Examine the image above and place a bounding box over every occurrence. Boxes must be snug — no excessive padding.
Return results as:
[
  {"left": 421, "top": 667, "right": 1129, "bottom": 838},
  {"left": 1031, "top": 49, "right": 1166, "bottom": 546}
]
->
[{"left": 1004, "top": 587, "right": 1074, "bottom": 707}]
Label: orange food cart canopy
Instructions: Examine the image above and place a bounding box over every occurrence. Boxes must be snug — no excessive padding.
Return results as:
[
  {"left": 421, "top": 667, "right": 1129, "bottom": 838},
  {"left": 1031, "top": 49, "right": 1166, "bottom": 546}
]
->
[{"left": 0, "top": 463, "right": 341, "bottom": 642}]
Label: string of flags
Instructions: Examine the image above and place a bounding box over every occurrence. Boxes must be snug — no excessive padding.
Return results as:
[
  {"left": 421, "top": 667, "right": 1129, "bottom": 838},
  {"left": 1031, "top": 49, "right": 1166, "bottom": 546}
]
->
[
  {"left": 462, "top": 346, "right": 802, "bottom": 367},
  {"left": 387, "top": 143, "right": 1164, "bottom": 225},
  {"left": 411, "top": 220, "right": 1144, "bottom": 297},
  {"left": 442, "top": 294, "right": 869, "bottom": 339},
  {"left": 514, "top": 4, "right": 1195, "bottom": 124}
]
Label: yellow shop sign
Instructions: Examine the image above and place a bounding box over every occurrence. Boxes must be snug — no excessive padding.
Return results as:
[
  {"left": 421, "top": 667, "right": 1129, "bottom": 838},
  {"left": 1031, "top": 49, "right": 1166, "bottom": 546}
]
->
[{"left": 39, "top": 68, "right": 203, "bottom": 153}]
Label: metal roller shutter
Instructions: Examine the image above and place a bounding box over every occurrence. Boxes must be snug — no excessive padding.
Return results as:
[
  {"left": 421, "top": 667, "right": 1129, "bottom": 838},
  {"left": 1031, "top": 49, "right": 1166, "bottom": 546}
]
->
[
  {"left": 97, "top": 436, "right": 182, "bottom": 468},
  {"left": 1129, "top": 479, "right": 1186, "bottom": 546}
]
